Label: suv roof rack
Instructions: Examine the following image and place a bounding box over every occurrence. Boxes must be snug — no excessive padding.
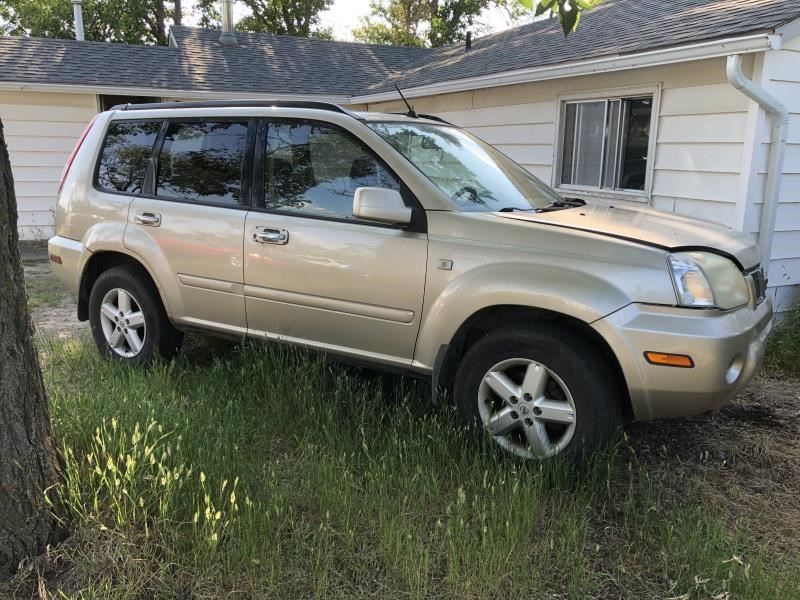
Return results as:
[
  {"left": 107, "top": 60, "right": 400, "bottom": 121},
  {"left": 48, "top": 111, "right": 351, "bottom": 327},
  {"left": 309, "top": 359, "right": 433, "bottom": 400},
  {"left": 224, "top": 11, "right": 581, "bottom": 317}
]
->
[{"left": 110, "top": 99, "right": 357, "bottom": 116}]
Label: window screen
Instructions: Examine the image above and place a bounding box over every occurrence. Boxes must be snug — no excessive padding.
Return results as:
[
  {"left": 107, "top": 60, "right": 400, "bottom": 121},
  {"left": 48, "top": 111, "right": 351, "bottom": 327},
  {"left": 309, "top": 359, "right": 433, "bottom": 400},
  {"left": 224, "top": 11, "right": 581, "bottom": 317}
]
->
[
  {"left": 560, "top": 96, "right": 652, "bottom": 192},
  {"left": 264, "top": 122, "right": 399, "bottom": 220},
  {"left": 96, "top": 121, "right": 160, "bottom": 193},
  {"left": 157, "top": 121, "right": 249, "bottom": 205}
]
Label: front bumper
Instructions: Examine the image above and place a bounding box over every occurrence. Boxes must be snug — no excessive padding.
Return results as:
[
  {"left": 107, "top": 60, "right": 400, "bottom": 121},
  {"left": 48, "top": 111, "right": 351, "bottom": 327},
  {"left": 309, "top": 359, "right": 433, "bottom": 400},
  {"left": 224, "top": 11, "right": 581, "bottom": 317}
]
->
[{"left": 593, "top": 298, "right": 773, "bottom": 420}]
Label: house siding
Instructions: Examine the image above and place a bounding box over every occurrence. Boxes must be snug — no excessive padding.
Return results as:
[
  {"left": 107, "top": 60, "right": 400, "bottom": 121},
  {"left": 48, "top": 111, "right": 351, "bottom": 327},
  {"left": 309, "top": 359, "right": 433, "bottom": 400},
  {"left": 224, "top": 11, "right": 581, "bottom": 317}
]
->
[
  {"left": 754, "top": 35, "right": 800, "bottom": 310},
  {"left": 0, "top": 91, "right": 98, "bottom": 240},
  {"left": 364, "top": 57, "right": 753, "bottom": 232}
]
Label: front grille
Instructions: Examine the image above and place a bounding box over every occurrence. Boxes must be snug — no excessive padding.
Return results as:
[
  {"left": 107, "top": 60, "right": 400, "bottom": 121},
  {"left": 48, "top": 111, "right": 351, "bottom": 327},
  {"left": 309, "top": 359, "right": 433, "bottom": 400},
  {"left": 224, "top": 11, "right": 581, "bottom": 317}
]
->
[{"left": 750, "top": 269, "right": 767, "bottom": 304}]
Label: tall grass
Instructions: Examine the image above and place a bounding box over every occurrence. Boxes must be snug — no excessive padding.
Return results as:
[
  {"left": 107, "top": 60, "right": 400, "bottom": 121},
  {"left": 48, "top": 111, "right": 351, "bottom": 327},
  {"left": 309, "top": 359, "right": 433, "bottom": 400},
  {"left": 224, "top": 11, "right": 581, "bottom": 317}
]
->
[
  {"left": 23, "top": 337, "right": 796, "bottom": 598},
  {"left": 765, "top": 303, "right": 800, "bottom": 376}
]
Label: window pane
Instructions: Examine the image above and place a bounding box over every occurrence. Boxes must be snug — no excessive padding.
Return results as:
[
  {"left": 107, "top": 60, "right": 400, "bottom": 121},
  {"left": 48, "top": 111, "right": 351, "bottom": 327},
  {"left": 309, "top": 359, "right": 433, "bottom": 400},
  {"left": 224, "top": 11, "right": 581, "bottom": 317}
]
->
[
  {"left": 573, "top": 102, "right": 605, "bottom": 187},
  {"left": 265, "top": 122, "right": 399, "bottom": 220},
  {"left": 619, "top": 98, "right": 652, "bottom": 191},
  {"left": 96, "top": 121, "right": 160, "bottom": 193},
  {"left": 561, "top": 101, "right": 606, "bottom": 187},
  {"left": 560, "top": 103, "right": 577, "bottom": 185},
  {"left": 157, "top": 121, "right": 248, "bottom": 205},
  {"left": 602, "top": 100, "right": 621, "bottom": 188}
]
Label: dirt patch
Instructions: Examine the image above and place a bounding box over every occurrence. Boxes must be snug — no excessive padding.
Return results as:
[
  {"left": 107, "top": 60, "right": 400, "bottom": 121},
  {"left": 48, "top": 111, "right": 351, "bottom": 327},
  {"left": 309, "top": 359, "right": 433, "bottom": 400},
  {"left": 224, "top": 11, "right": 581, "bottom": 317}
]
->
[
  {"left": 24, "top": 261, "right": 88, "bottom": 340},
  {"left": 626, "top": 375, "right": 800, "bottom": 558}
]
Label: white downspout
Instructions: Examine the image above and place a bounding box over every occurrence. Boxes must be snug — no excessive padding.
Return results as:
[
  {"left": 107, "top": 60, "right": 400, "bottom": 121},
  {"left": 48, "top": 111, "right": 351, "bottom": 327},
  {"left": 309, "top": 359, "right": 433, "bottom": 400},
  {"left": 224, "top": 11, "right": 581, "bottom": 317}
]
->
[{"left": 726, "top": 54, "right": 789, "bottom": 270}]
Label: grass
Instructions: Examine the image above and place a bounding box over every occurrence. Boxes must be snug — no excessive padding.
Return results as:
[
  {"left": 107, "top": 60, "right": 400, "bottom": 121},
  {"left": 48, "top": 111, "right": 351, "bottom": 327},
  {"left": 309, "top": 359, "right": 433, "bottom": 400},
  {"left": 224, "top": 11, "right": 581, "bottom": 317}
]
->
[
  {"left": 23, "top": 264, "right": 67, "bottom": 310},
  {"left": 4, "top": 337, "right": 797, "bottom": 599},
  {"left": 765, "top": 303, "right": 800, "bottom": 376}
]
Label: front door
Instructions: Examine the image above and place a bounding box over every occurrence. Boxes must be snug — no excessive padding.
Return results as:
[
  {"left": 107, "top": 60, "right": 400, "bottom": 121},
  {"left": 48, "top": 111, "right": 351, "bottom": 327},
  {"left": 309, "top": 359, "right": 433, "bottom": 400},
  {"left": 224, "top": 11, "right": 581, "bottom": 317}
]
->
[
  {"left": 125, "top": 118, "right": 252, "bottom": 335},
  {"left": 243, "top": 119, "right": 428, "bottom": 366}
]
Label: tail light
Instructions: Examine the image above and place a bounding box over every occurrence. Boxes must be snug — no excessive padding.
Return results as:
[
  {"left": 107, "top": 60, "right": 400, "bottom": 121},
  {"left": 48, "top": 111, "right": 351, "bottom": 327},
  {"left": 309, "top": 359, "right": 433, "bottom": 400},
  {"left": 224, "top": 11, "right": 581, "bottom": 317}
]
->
[{"left": 58, "top": 114, "right": 99, "bottom": 194}]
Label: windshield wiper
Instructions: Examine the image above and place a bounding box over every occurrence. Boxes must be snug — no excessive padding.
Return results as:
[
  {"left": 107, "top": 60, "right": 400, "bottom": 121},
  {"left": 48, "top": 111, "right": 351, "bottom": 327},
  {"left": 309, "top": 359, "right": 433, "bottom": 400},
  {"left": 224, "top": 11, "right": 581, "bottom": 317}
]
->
[
  {"left": 539, "top": 197, "right": 587, "bottom": 212},
  {"left": 497, "top": 206, "right": 536, "bottom": 212}
]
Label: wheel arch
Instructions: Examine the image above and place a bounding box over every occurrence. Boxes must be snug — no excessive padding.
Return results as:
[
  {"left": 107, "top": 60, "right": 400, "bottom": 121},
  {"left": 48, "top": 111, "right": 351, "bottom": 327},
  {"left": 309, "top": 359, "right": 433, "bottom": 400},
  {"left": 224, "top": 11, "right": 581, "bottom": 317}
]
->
[
  {"left": 78, "top": 251, "right": 168, "bottom": 322},
  {"left": 432, "top": 304, "right": 632, "bottom": 418}
]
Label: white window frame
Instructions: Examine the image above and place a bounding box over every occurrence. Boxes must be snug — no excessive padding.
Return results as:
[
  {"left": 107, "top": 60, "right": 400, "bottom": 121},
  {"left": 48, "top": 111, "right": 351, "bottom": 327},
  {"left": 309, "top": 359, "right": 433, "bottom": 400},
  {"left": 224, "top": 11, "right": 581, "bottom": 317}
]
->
[{"left": 552, "top": 84, "right": 662, "bottom": 204}]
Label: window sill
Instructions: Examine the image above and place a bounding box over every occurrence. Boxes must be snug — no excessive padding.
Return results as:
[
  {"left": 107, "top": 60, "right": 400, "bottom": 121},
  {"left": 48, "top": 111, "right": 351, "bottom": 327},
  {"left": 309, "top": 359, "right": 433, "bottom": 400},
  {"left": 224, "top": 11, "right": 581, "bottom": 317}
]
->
[{"left": 554, "top": 185, "right": 649, "bottom": 204}]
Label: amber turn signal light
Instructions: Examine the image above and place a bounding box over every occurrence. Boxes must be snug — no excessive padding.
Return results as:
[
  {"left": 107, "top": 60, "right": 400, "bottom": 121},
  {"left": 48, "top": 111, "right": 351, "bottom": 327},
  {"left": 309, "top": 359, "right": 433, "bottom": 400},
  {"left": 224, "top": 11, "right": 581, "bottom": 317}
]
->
[{"left": 643, "top": 352, "right": 694, "bottom": 368}]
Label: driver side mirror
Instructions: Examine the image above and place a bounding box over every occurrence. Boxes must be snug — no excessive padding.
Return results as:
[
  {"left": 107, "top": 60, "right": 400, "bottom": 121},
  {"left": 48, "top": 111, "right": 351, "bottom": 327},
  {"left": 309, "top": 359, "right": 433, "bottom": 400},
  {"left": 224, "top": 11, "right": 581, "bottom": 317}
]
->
[{"left": 353, "top": 187, "right": 412, "bottom": 225}]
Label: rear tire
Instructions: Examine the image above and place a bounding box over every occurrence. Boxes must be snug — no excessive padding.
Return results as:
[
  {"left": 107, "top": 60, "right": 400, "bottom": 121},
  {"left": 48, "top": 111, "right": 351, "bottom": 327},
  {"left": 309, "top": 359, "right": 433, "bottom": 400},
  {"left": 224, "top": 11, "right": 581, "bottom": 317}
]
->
[
  {"left": 453, "top": 324, "right": 622, "bottom": 462},
  {"left": 88, "top": 266, "right": 183, "bottom": 365}
]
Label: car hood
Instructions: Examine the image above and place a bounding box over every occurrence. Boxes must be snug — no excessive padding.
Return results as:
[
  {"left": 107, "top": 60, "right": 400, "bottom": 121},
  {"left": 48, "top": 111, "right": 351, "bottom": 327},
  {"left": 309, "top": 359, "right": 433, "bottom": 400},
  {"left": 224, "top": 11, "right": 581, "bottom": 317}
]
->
[{"left": 495, "top": 204, "right": 761, "bottom": 270}]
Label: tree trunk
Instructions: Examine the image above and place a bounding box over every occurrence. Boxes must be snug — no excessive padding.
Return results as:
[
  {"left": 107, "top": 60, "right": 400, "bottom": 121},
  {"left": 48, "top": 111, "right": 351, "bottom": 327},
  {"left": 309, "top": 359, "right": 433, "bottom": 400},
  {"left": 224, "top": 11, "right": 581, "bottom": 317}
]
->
[
  {"left": 0, "top": 118, "right": 63, "bottom": 578},
  {"left": 174, "top": 0, "right": 183, "bottom": 26}
]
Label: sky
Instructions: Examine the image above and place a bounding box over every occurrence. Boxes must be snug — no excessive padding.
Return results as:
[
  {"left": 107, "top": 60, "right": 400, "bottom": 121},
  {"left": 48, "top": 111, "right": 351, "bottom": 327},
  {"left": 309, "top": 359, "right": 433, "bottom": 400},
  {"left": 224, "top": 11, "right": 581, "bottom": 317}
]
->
[
  {"left": 186, "top": 0, "right": 528, "bottom": 42},
  {"left": 317, "top": 0, "right": 525, "bottom": 41}
]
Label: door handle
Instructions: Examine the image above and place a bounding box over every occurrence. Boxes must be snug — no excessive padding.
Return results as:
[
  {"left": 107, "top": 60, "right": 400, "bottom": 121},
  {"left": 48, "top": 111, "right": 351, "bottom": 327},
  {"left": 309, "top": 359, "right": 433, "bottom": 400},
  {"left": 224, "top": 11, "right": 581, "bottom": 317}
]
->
[
  {"left": 253, "top": 227, "right": 289, "bottom": 245},
  {"left": 134, "top": 211, "right": 161, "bottom": 227}
]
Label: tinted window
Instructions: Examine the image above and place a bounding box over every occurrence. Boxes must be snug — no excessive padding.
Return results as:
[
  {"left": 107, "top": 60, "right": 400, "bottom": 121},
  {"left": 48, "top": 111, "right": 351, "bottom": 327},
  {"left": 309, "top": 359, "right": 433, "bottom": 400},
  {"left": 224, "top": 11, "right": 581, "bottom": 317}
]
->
[
  {"left": 96, "top": 121, "right": 160, "bottom": 193},
  {"left": 157, "top": 121, "right": 249, "bottom": 205},
  {"left": 264, "top": 122, "right": 399, "bottom": 220}
]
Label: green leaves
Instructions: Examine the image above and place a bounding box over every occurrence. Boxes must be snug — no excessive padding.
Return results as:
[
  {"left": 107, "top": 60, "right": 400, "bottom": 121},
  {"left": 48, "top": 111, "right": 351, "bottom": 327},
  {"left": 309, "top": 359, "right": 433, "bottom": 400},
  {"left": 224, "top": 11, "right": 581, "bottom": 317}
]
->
[{"left": 520, "top": 0, "right": 600, "bottom": 36}]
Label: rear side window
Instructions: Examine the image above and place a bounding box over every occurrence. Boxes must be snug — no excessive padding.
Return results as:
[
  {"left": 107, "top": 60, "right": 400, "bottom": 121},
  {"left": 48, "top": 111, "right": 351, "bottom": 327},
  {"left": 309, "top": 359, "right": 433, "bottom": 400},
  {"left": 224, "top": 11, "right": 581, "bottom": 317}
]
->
[
  {"left": 96, "top": 121, "right": 160, "bottom": 193},
  {"left": 156, "top": 121, "right": 249, "bottom": 205}
]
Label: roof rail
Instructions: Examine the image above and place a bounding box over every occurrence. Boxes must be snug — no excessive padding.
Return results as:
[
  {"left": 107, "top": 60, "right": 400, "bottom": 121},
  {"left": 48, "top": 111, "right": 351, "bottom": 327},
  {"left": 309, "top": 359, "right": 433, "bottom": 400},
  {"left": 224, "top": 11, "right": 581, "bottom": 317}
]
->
[{"left": 110, "top": 99, "right": 357, "bottom": 116}]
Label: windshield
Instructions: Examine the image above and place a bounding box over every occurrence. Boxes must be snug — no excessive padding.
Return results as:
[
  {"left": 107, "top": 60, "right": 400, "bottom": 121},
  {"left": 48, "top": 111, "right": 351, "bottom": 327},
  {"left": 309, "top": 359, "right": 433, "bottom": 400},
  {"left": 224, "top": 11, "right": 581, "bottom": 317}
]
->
[{"left": 367, "top": 121, "right": 562, "bottom": 212}]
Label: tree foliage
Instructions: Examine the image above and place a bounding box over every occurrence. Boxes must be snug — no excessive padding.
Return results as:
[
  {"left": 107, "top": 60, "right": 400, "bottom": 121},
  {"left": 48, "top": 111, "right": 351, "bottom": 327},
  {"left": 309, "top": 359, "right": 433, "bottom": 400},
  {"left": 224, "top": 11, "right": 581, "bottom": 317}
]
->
[
  {"left": 230, "top": 0, "right": 334, "bottom": 38},
  {"left": 0, "top": 0, "right": 179, "bottom": 44},
  {"left": 353, "top": 0, "right": 524, "bottom": 48},
  {"left": 519, "top": 0, "right": 602, "bottom": 36}
]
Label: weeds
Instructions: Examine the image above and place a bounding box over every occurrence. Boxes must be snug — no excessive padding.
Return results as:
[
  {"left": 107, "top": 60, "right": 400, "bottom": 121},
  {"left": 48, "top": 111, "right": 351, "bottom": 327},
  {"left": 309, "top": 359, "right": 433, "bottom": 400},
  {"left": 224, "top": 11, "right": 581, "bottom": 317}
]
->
[
  {"left": 765, "top": 303, "right": 800, "bottom": 376},
  {"left": 4, "top": 337, "right": 795, "bottom": 598}
]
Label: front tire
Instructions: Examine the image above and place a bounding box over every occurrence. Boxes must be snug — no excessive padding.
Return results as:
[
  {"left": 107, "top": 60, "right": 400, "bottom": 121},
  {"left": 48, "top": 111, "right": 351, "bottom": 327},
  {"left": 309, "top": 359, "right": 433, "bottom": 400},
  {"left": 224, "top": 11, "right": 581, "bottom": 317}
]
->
[
  {"left": 88, "top": 266, "right": 183, "bottom": 365},
  {"left": 453, "top": 325, "right": 622, "bottom": 462}
]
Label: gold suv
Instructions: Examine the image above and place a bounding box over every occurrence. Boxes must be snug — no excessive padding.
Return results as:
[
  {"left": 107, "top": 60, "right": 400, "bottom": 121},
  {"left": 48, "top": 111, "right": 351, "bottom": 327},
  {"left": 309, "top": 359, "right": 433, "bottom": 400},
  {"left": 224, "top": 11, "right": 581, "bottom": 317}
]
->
[{"left": 49, "top": 101, "right": 773, "bottom": 461}]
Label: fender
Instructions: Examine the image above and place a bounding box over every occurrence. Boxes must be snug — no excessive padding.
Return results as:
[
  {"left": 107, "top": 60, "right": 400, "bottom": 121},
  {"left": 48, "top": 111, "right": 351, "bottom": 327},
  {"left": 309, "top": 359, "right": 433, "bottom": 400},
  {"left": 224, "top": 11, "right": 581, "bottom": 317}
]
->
[
  {"left": 79, "top": 221, "right": 179, "bottom": 319},
  {"left": 413, "top": 262, "right": 640, "bottom": 371}
]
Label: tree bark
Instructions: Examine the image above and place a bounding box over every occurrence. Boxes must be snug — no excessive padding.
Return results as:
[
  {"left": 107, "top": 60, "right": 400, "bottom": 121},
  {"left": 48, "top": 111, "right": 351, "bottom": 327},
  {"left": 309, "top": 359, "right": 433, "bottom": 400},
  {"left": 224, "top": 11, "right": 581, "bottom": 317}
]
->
[{"left": 0, "top": 118, "right": 63, "bottom": 578}]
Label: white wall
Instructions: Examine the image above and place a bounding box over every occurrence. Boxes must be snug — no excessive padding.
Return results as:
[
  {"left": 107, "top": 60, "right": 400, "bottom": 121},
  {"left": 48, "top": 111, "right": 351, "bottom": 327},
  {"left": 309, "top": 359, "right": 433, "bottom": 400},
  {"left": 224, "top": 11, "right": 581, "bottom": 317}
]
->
[
  {"left": 736, "top": 36, "right": 800, "bottom": 311},
  {"left": 0, "top": 91, "right": 98, "bottom": 240}
]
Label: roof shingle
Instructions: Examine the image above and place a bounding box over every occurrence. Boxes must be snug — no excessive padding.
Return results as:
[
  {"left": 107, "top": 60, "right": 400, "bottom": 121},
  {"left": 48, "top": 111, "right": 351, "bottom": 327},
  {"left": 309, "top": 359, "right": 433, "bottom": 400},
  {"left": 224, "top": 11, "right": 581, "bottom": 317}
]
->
[{"left": 0, "top": 0, "right": 797, "bottom": 98}]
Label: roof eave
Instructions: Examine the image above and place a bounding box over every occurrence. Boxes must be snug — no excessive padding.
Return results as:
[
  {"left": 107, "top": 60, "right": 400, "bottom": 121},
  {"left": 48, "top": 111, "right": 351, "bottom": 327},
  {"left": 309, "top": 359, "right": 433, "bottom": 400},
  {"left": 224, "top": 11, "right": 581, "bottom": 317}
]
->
[
  {"left": 351, "top": 32, "right": 781, "bottom": 104},
  {"left": 0, "top": 80, "right": 351, "bottom": 104}
]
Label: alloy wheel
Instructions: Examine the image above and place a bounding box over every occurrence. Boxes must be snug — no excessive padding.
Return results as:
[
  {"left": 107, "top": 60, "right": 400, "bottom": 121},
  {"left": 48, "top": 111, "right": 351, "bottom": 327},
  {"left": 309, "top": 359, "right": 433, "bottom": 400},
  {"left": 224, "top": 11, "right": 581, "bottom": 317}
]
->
[
  {"left": 478, "top": 358, "right": 577, "bottom": 459},
  {"left": 99, "top": 288, "right": 146, "bottom": 358}
]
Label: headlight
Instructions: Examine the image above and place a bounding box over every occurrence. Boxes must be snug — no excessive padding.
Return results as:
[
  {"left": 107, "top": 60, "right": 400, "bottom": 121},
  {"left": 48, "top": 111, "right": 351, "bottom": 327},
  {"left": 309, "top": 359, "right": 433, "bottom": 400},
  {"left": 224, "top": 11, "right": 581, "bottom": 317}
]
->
[{"left": 668, "top": 252, "right": 749, "bottom": 310}]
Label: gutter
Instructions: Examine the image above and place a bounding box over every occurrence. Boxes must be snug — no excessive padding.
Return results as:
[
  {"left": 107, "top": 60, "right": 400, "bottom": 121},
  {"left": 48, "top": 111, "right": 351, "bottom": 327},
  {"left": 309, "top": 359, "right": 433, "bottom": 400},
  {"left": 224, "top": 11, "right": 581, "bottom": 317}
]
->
[
  {"left": 352, "top": 33, "right": 780, "bottom": 104},
  {"left": 726, "top": 54, "right": 790, "bottom": 270}
]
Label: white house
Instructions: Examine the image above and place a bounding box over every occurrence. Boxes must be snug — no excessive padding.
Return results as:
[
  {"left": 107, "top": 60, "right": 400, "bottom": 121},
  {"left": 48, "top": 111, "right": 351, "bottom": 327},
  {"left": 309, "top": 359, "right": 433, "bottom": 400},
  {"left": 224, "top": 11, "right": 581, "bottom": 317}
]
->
[{"left": 0, "top": 0, "right": 798, "bottom": 309}]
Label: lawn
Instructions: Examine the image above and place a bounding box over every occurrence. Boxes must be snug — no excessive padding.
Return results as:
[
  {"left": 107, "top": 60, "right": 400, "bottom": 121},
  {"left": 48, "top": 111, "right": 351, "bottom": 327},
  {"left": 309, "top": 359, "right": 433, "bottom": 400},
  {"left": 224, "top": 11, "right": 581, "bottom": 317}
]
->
[{"left": 4, "top": 334, "right": 798, "bottom": 599}]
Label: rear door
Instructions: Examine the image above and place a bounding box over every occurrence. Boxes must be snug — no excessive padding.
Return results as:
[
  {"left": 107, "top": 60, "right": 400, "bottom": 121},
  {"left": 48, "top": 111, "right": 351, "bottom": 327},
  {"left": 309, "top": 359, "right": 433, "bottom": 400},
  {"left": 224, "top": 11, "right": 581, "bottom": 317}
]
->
[
  {"left": 123, "top": 118, "right": 254, "bottom": 336},
  {"left": 243, "top": 118, "right": 428, "bottom": 367}
]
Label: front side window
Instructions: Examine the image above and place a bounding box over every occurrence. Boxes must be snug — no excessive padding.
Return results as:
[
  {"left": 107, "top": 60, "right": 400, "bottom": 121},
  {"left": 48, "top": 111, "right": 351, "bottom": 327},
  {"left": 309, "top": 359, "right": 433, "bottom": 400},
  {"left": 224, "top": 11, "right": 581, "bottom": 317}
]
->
[
  {"left": 263, "top": 121, "right": 399, "bottom": 220},
  {"left": 96, "top": 120, "right": 161, "bottom": 193},
  {"left": 157, "top": 120, "right": 249, "bottom": 205},
  {"left": 559, "top": 96, "right": 653, "bottom": 192},
  {"left": 368, "top": 121, "right": 561, "bottom": 212}
]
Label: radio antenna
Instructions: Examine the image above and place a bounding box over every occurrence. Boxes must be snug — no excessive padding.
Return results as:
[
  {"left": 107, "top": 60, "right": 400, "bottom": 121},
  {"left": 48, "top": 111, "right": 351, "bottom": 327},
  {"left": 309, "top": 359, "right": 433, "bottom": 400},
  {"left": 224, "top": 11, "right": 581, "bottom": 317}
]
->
[{"left": 394, "top": 84, "right": 418, "bottom": 118}]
